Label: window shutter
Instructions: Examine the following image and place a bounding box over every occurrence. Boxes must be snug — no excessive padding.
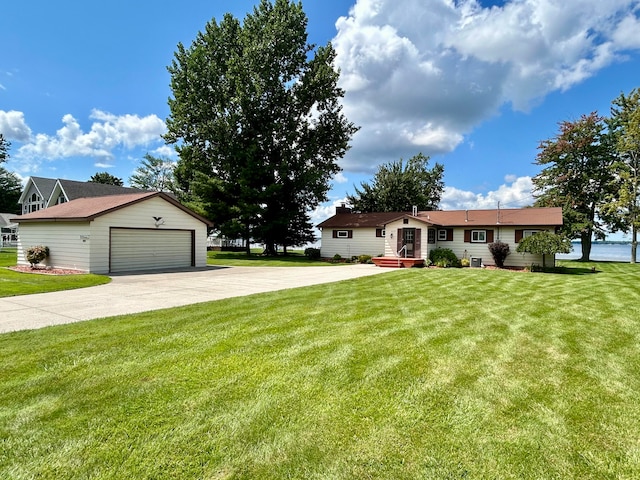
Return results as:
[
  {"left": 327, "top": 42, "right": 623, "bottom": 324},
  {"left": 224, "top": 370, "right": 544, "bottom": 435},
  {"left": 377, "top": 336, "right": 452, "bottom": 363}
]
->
[
  {"left": 415, "top": 229, "right": 422, "bottom": 255},
  {"left": 464, "top": 230, "right": 471, "bottom": 243},
  {"left": 397, "top": 228, "right": 403, "bottom": 252},
  {"left": 447, "top": 229, "right": 454, "bottom": 241},
  {"left": 333, "top": 230, "right": 338, "bottom": 238},
  {"left": 487, "top": 230, "right": 494, "bottom": 243},
  {"left": 515, "top": 230, "right": 523, "bottom": 243},
  {"left": 348, "top": 230, "right": 353, "bottom": 239}
]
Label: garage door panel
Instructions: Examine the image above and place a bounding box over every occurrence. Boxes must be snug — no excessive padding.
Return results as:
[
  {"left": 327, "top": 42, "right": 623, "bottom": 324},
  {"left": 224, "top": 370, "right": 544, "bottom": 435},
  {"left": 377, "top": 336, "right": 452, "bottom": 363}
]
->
[{"left": 111, "top": 229, "right": 193, "bottom": 273}]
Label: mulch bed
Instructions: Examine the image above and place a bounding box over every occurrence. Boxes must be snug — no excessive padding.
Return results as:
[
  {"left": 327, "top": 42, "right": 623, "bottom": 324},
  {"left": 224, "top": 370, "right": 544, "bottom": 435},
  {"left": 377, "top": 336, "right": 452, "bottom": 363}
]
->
[{"left": 7, "top": 266, "right": 86, "bottom": 275}]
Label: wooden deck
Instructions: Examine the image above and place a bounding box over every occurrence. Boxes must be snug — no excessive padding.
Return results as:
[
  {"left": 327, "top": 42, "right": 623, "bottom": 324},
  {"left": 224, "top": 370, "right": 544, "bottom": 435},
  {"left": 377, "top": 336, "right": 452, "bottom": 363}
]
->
[{"left": 371, "top": 257, "right": 426, "bottom": 268}]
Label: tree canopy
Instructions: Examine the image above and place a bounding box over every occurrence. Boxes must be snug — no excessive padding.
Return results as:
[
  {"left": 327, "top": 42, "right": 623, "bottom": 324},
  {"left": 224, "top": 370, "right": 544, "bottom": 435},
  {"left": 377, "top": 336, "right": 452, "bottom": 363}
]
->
[
  {"left": 0, "top": 134, "right": 10, "bottom": 164},
  {"left": 603, "top": 88, "right": 640, "bottom": 263},
  {"left": 0, "top": 136, "right": 20, "bottom": 214},
  {"left": 88, "top": 172, "right": 124, "bottom": 186},
  {"left": 164, "top": 0, "right": 357, "bottom": 255},
  {"left": 130, "top": 154, "right": 177, "bottom": 194},
  {"left": 347, "top": 153, "right": 444, "bottom": 213},
  {"left": 532, "top": 112, "right": 615, "bottom": 261},
  {"left": 516, "top": 231, "right": 573, "bottom": 268}
]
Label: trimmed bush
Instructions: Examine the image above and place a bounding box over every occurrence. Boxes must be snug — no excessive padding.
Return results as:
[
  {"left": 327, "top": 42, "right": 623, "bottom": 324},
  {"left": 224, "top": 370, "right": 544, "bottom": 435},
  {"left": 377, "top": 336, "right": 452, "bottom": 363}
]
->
[
  {"left": 304, "top": 247, "right": 321, "bottom": 259},
  {"left": 488, "top": 241, "right": 510, "bottom": 268},
  {"left": 428, "top": 248, "right": 460, "bottom": 268},
  {"left": 460, "top": 258, "right": 470, "bottom": 267},
  {"left": 26, "top": 245, "right": 50, "bottom": 268},
  {"left": 358, "top": 255, "right": 372, "bottom": 264}
]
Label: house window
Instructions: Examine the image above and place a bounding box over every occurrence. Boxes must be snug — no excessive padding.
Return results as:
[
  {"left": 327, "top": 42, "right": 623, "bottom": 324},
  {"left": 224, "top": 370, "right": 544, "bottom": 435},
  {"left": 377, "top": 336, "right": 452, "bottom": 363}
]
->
[
  {"left": 471, "top": 230, "right": 486, "bottom": 243},
  {"left": 403, "top": 218, "right": 409, "bottom": 224},
  {"left": 523, "top": 230, "right": 539, "bottom": 238},
  {"left": 56, "top": 194, "right": 66, "bottom": 205},
  {"left": 333, "top": 230, "right": 353, "bottom": 239},
  {"left": 376, "top": 228, "right": 386, "bottom": 237},
  {"left": 427, "top": 228, "right": 436, "bottom": 244},
  {"left": 24, "top": 192, "right": 43, "bottom": 213},
  {"left": 438, "top": 229, "right": 448, "bottom": 241}
]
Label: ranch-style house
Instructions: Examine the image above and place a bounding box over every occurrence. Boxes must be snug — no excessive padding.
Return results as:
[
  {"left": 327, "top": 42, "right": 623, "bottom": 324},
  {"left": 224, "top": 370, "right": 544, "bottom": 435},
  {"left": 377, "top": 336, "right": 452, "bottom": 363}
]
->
[{"left": 317, "top": 205, "right": 564, "bottom": 268}]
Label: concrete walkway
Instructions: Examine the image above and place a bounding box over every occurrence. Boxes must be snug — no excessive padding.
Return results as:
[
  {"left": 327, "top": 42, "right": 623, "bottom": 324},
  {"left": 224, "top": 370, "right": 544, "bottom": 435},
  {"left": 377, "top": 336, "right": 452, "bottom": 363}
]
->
[{"left": 0, "top": 264, "right": 392, "bottom": 333}]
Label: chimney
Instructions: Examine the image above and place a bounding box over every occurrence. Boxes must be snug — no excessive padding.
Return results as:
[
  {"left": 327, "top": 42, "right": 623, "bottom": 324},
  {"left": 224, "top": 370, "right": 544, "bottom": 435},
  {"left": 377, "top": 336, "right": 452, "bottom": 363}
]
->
[{"left": 336, "top": 203, "right": 352, "bottom": 214}]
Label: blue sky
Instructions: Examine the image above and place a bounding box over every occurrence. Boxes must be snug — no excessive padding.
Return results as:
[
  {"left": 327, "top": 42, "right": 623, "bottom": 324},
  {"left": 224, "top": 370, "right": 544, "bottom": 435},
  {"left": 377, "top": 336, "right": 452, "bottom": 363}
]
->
[{"left": 2, "top": 0, "right": 640, "bottom": 238}]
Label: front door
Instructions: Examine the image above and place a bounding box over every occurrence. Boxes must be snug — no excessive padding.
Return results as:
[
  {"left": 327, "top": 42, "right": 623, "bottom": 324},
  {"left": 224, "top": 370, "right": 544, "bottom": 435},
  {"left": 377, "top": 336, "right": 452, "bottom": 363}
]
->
[{"left": 403, "top": 228, "right": 415, "bottom": 257}]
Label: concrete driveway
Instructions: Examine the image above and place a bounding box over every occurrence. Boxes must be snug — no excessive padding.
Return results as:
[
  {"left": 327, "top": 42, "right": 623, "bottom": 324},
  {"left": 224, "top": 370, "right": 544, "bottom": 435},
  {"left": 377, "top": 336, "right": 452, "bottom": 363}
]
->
[{"left": 0, "top": 264, "right": 392, "bottom": 333}]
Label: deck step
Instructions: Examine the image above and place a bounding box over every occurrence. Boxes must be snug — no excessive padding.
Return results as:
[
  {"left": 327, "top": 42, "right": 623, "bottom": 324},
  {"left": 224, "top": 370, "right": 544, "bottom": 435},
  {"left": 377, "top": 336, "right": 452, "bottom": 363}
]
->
[{"left": 371, "top": 257, "right": 425, "bottom": 268}]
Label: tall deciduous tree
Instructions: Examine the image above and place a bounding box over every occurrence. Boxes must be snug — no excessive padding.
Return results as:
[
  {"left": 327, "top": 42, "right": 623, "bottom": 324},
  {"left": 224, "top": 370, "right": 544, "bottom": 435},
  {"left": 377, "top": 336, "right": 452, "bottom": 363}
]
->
[
  {"left": 532, "top": 112, "right": 615, "bottom": 261},
  {"left": 165, "top": 0, "right": 357, "bottom": 255},
  {"left": 0, "top": 134, "right": 10, "bottom": 163},
  {"left": 0, "top": 135, "right": 21, "bottom": 214},
  {"left": 130, "top": 154, "right": 177, "bottom": 193},
  {"left": 603, "top": 89, "right": 640, "bottom": 263},
  {"left": 347, "top": 153, "right": 444, "bottom": 213},
  {"left": 88, "top": 172, "right": 124, "bottom": 186}
]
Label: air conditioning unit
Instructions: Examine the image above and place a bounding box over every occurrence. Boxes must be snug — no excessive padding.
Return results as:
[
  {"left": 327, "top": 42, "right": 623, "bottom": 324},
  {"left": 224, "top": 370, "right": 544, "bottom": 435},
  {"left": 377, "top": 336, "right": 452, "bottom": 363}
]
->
[{"left": 471, "top": 257, "right": 482, "bottom": 268}]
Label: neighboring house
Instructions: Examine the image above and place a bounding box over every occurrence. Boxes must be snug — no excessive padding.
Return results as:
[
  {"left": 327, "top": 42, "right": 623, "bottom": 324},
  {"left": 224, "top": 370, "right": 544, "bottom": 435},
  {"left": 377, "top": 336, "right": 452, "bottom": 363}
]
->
[
  {"left": 0, "top": 213, "right": 18, "bottom": 247},
  {"left": 18, "top": 176, "right": 145, "bottom": 214},
  {"left": 12, "top": 192, "right": 213, "bottom": 274},
  {"left": 317, "top": 205, "right": 564, "bottom": 268}
]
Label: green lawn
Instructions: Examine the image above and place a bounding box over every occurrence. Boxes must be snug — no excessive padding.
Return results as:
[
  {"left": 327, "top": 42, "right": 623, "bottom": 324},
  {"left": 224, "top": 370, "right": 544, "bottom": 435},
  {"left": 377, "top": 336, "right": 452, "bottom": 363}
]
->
[
  {"left": 207, "top": 249, "right": 338, "bottom": 266},
  {"left": 0, "top": 248, "right": 110, "bottom": 297},
  {"left": 1, "top": 262, "right": 640, "bottom": 479}
]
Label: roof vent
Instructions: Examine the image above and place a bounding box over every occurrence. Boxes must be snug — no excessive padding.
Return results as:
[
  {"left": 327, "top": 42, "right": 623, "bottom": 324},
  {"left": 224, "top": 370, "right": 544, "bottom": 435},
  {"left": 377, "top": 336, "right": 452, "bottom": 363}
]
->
[{"left": 412, "top": 205, "right": 417, "bottom": 216}]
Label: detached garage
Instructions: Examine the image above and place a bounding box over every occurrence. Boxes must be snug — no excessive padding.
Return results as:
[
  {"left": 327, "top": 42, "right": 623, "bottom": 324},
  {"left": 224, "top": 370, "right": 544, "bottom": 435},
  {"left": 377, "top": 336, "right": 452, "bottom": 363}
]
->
[{"left": 12, "top": 192, "right": 212, "bottom": 274}]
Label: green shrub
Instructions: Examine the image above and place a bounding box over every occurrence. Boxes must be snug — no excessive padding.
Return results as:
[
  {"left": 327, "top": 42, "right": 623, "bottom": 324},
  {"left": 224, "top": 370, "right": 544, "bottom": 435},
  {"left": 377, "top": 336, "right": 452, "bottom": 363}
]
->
[
  {"left": 358, "top": 255, "right": 372, "bottom": 264},
  {"left": 428, "top": 248, "right": 460, "bottom": 268},
  {"left": 304, "top": 247, "right": 321, "bottom": 259},
  {"left": 26, "top": 245, "right": 50, "bottom": 268},
  {"left": 488, "top": 241, "right": 510, "bottom": 268}
]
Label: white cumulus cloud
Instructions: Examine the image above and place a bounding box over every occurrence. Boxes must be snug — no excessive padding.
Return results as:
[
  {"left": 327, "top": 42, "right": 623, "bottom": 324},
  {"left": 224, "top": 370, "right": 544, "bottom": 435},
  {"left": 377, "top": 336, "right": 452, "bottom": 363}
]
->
[
  {"left": 12, "top": 110, "right": 166, "bottom": 172},
  {"left": 0, "top": 110, "right": 32, "bottom": 142},
  {"left": 441, "top": 176, "right": 534, "bottom": 210},
  {"left": 333, "top": 0, "right": 640, "bottom": 172}
]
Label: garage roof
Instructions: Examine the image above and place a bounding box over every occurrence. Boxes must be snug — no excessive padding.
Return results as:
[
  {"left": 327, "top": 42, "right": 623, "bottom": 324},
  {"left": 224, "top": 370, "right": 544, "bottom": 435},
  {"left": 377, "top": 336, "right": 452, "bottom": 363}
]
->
[{"left": 12, "top": 192, "right": 213, "bottom": 226}]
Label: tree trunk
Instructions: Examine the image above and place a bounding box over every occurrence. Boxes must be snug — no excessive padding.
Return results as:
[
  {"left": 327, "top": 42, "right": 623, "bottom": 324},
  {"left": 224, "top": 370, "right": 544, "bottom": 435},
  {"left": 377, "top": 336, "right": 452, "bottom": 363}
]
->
[
  {"left": 580, "top": 231, "right": 592, "bottom": 261},
  {"left": 632, "top": 224, "right": 637, "bottom": 264},
  {"left": 263, "top": 242, "right": 278, "bottom": 256}
]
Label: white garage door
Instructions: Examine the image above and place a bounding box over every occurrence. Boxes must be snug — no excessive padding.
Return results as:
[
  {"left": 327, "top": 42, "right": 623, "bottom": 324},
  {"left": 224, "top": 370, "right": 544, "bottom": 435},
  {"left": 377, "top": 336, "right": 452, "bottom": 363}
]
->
[{"left": 110, "top": 228, "right": 193, "bottom": 273}]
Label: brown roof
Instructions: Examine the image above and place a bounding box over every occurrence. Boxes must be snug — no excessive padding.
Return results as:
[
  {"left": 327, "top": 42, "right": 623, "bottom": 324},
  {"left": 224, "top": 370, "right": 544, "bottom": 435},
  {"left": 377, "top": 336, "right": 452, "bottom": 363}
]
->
[
  {"left": 318, "top": 207, "right": 563, "bottom": 228},
  {"left": 418, "top": 207, "right": 563, "bottom": 227},
  {"left": 12, "top": 192, "right": 213, "bottom": 226},
  {"left": 317, "top": 212, "right": 406, "bottom": 228}
]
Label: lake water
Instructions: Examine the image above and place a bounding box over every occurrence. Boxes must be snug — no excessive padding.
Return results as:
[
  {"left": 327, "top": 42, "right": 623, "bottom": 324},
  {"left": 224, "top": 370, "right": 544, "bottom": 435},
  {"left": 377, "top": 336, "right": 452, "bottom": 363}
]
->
[{"left": 557, "top": 243, "right": 634, "bottom": 262}]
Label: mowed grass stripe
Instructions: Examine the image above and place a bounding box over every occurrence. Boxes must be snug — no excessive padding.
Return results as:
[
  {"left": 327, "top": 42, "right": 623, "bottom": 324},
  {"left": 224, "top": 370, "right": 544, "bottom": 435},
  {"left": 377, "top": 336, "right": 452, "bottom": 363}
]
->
[{"left": 2, "top": 264, "right": 640, "bottom": 478}]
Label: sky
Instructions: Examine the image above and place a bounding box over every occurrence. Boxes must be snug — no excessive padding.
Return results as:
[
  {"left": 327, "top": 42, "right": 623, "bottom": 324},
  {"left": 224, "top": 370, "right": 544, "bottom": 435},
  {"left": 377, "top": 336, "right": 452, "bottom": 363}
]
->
[{"left": 2, "top": 0, "right": 640, "bottom": 239}]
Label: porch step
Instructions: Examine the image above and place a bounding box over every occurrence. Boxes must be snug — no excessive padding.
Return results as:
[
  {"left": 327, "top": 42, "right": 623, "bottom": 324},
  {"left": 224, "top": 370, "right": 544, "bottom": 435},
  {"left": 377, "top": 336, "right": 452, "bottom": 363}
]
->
[{"left": 372, "top": 257, "right": 425, "bottom": 268}]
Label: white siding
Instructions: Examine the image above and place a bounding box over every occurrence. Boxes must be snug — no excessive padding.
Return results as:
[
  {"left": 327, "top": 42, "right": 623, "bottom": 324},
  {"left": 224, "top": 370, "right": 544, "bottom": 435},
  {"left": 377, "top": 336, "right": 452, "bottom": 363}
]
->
[
  {"left": 320, "top": 227, "right": 385, "bottom": 259},
  {"left": 384, "top": 219, "right": 429, "bottom": 259},
  {"left": 110, "top": 229, "right": 192, "bottom": 272},
  {"left": 430, "top": 225, "right": 551, "bottom": 267},
  {"left": 16, "top": 222, "right": 91, "bottom": 271},
  {"left": 16, "top": 196, "right": 208, "bottom": 274},
  {"left": 89, "top": 196, "right": 208, "bottom": 274}
]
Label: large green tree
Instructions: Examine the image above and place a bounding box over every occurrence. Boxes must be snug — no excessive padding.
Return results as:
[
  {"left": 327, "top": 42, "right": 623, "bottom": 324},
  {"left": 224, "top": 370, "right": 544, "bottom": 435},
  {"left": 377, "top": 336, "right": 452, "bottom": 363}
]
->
[
  {"left": 603, "top": 88, "right": 640, "bottom": 263},
  {"left": 347, "top": 153, "right": 444, "bottom": 213},
  {"left": 130, "top": 154, "right": 177, "bottom": 194},
  {"left": 0, "top": 134, "right": 10, "bottom": 163},
  {"left": 0, "top": 135, "right": 21, "bottom": 214},
  {"left": 164, "top": 0, "right": 357, "bottom": 255},
  {"left": 532, "top": 112, "right": 615, "bottom": 261},
  {"left": 88, "top": 172, "right": 124, "bottom": 186}
]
